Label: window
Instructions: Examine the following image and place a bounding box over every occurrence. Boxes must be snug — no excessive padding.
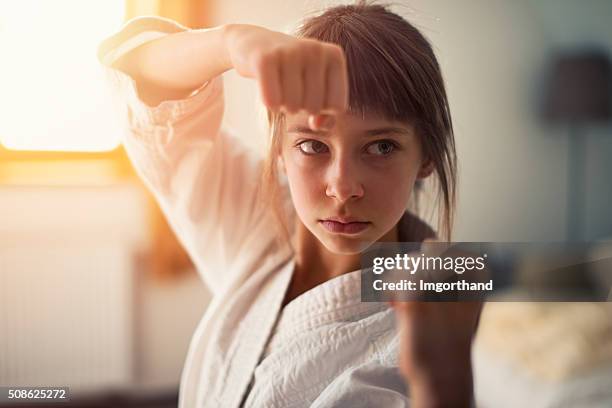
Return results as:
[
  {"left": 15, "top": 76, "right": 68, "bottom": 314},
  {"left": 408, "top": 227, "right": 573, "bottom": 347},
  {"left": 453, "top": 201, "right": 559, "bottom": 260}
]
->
[
  {"left": 0, "top": 0, "right": 125, "bottom": 152},
  {"left": 0, "top": 0, "right": 211, "bottom": 279}
]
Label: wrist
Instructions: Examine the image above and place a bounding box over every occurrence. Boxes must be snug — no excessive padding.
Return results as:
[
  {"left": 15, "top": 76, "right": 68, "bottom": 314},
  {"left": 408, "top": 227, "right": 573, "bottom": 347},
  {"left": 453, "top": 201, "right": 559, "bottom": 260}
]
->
[
  {"left": 219, "top": 23, "right": 239, "bottom": 72},
  {"left": 411, "top": 384, "right": 472, "bottom": 408},
  {"left": 409, "top": 363, "right": 473, "bottom": 408}
]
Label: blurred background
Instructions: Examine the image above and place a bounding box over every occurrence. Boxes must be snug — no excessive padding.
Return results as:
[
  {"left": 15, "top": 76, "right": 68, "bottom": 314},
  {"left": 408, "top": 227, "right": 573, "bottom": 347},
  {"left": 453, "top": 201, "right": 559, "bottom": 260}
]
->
[{"left": 0, "top": 0, "right": 611, "bottom": 407}]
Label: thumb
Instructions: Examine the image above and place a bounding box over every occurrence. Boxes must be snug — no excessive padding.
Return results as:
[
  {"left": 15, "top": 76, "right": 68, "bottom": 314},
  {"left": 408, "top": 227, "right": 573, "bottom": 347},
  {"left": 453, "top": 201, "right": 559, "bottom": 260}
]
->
[{"left": 308, "top": 114, "right": 335, "bottom": 131}]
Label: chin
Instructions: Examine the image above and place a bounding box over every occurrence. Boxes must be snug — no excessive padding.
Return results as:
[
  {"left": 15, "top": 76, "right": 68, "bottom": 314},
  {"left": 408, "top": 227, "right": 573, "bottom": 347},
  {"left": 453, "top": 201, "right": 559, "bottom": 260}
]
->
[{"left": 318, "top": 233, "right": 376, "bottom": 255}]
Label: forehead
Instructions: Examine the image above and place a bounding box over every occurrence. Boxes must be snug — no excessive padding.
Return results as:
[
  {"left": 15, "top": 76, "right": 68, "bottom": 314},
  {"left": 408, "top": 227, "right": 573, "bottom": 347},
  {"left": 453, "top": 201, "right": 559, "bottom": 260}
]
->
[
  {"left": 284, "top": 110, "right": 415, "bottom": 133},
  {"left": 286, "top": 110, "right": 402, "bottom": 126}
]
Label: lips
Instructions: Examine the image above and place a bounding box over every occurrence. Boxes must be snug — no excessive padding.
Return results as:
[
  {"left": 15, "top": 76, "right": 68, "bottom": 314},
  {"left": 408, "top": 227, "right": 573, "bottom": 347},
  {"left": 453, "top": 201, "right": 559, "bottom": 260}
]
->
[
  {"left": 319, "top": 217, "right": 371, "bottom": 234},
  {"left": 323, "top": 216, "right": 367, "bottom": 223}
]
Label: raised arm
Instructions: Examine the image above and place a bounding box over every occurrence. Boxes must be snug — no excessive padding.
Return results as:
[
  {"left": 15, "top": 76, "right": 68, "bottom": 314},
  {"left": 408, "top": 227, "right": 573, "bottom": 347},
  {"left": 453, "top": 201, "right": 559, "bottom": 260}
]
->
[
  {"left": 98, "top": 17, "right": 348, "bottom": 294},
  {"left": 107, "top": 24, "right": 232, "bottom": 106},
  {"left": 103, "top": 20, "right": 348, "bottom": 112}
]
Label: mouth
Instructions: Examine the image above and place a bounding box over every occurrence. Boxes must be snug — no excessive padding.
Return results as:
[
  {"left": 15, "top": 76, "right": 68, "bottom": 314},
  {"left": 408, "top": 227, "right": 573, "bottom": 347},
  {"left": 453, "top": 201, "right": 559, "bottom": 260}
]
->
[{"left": 319, "top": 217, "right": 371, "bottom": 235}]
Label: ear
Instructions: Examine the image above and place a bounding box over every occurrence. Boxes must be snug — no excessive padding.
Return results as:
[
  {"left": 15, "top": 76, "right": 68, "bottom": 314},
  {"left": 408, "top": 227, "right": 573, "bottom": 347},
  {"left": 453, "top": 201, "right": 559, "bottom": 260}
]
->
[{"left": 417, "top": 159, "right": 435, "bottom": 179}]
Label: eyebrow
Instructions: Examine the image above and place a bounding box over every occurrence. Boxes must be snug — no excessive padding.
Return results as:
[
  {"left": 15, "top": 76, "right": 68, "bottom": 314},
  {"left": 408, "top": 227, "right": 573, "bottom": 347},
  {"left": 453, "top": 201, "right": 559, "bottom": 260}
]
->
[{"left": 286, "top": 126, "right": 412, "bottom": 137}]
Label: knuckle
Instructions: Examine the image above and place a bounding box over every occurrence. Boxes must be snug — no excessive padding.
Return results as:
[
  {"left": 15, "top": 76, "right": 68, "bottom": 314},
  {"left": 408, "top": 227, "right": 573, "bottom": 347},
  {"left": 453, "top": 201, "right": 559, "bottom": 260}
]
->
[
  {"left": 254, "top": 49, "right": 279, "bottom": 72},
  {"left": 286, "top": 46, "right": 302, "bottom": 65},
  {"left": 252, "top": 54, "right": 268, "bottom": 73},
  {"left": 305, "top": 40, "right": 324, "bottom": 59},
  {"left": 326, "top": 43, "right": 345, "bottom": 60}
]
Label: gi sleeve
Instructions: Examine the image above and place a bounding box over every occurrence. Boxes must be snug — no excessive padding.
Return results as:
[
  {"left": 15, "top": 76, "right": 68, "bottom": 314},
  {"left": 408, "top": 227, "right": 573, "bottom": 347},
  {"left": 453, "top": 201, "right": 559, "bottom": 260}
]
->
[{"left": 98, "top": 16, "right": 280, "bottom": 295}]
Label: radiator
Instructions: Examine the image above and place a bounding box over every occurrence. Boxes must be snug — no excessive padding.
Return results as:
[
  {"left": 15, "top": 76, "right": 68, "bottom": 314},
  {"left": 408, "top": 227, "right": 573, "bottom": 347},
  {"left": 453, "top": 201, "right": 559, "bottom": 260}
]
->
[{"left": 0, "top": 184, "right": 148, "bottom": 394}]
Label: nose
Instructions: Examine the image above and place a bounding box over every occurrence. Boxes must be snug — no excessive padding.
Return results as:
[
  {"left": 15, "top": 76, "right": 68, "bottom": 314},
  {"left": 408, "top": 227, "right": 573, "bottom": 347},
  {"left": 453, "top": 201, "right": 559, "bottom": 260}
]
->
[{"left": 325, "top": 155, "right": 364, "bottom": 202}]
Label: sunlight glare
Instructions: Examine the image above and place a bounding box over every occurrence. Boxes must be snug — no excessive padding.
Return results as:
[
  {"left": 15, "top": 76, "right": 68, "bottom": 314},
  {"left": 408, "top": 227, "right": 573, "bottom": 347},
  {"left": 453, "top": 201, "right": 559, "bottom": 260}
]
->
[{"left": 0, "top": 0, "right": 125, "bottom": 152}]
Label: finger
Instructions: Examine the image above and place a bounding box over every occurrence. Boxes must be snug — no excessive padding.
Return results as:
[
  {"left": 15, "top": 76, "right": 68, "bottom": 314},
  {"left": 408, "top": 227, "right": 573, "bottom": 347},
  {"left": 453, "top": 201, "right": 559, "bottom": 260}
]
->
[
  {"left": 256, "top": 53, "right": 282, "bottom": 111},
  {"left": 302, "top": 44, "right": 326, "bottom": 114},
  {"left": 324, "top": 45, "right": 349, "bottom": 113},
  {"left": 280, "top": 49, "right": 302, "bottom": 113}
]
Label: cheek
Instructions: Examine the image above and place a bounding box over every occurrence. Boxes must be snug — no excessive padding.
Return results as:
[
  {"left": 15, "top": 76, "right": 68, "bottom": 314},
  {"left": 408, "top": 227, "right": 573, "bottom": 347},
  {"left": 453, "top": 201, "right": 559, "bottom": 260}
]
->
[
  {"left": 283, "top": 157, "right": 323, "bottom": 216},
  {"left": 364, "top": 160, "right": 418, "bottom": 210}
]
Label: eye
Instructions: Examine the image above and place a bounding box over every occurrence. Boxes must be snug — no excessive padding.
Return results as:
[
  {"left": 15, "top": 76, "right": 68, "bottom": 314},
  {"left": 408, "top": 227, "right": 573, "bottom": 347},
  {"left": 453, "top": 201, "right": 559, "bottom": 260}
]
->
[
  {"left": 366, "top": 140, "right": 398, "bottom": 156},
  {"left": 297, "top": 140, "right": 329, "bottom": 155}
]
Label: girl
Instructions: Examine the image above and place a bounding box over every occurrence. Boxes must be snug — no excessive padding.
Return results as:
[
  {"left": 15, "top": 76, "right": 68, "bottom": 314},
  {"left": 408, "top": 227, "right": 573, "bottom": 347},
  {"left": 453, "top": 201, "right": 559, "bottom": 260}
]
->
[{"left": 99, "top": 1, "right": 481, "bottom": 406}]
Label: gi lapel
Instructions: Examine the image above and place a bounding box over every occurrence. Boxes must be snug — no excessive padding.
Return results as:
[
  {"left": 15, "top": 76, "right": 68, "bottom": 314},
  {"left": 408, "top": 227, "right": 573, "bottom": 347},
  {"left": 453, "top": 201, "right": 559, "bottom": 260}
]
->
[{"left": 212, "top": 254, "right": 295, "bottom": 407}]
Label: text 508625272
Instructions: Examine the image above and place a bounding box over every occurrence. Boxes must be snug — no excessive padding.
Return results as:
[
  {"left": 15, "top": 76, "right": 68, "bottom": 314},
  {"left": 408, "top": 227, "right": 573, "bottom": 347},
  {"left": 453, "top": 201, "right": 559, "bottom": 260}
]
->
[{"left": 1, "top": 387, "right": 70, "bottom": 403}]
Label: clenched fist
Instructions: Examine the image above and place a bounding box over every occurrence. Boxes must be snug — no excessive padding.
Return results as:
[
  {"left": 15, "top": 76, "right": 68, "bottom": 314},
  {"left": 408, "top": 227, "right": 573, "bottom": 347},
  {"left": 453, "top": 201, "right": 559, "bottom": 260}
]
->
[
  {"left": 392, "top": 300, "right": 481, "bottom": 407},
  {"left": 223, "top": 23, "right": 349, "bottom": 124},
  {"left": 391, "top": 240, "right": 483, "bottom": 407}
]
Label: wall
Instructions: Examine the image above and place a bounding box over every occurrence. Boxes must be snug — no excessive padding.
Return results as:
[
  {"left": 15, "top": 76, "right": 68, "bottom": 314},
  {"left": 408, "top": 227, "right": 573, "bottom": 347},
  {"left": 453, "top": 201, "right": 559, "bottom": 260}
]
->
[{"left": 212, "top": 0, "right": 612, "bottom": 242}]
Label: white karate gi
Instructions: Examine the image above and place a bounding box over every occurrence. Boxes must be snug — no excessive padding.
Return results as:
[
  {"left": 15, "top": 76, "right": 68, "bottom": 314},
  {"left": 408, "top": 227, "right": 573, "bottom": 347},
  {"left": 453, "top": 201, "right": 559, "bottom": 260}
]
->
[{"left": 98, "top": 16, "right": 436, "bottom": 407}]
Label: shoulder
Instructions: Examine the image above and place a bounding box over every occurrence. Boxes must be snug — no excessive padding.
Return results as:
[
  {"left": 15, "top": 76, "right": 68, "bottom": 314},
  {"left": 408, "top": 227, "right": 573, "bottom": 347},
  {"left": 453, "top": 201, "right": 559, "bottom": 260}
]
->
[{"left": 398, "top": 210, "right": 437, "bottom": 242}]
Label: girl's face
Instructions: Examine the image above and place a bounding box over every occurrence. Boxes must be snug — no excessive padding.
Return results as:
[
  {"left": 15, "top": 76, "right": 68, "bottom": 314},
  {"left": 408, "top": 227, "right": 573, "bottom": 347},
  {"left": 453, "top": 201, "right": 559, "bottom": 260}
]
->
[{"left": 280, "top": 111, "right": 431, "bottom": 254}]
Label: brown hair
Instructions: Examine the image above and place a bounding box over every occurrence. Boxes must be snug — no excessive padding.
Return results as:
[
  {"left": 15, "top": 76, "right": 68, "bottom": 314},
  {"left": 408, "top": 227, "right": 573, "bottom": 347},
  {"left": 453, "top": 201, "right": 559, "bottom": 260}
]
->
[{"left": 260, "top": 0, "right": 457, "bottom": 244}]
